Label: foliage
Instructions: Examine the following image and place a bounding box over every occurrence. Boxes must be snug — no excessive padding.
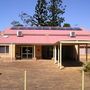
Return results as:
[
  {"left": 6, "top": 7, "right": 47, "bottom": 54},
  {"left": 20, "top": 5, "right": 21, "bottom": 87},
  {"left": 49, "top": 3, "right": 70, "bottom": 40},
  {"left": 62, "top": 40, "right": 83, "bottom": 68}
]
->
[
  {"left": 11, "top": 20, "right": 23, "bottom": 26},
  {"left": 19, "top": 0, "right": 48, "bottom": 26},
  {"left": 83, "top": 62, "right": 90, "bottom": 72},
  {"left": 63, "top": 23, "right": 71, "bottom": 27},
  {"left": 18, "top": 0, "right": 66, "bottom": 27},
  {"left": 48, "top": 0, "right": 66, "bottom": 26},
  {"left": 33, "top": 0, "right": 48, "bottom": 26},
  {"left": 19, "top": 12, "right": 35, "bottom": 26}
]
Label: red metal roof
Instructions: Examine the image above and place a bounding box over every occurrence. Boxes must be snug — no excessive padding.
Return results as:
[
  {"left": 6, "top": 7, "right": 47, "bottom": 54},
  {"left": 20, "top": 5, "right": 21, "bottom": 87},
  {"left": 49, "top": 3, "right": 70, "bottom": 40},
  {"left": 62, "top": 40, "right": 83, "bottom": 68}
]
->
[{"left": 0, "top": 27, "right": 90, "bottom": 45}]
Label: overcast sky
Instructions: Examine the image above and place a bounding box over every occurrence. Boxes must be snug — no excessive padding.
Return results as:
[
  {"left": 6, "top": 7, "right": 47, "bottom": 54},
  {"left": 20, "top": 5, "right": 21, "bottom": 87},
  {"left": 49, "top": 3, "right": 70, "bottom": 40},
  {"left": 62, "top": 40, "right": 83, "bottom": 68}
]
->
[{"left": 0, "top": 0, "right": 90, "bottom": 30}]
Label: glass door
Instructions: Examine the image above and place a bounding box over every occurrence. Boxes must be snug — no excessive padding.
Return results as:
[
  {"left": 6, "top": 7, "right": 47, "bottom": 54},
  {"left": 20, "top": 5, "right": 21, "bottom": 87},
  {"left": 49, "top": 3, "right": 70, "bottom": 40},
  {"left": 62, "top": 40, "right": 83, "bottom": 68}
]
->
[
  {"left": 21, "top": 46, "right": 33, "bottom": 59},
  {"left": 27, "top": 47, "right": 33, "bottom": 59},
  {"left": 22, "top": 47, "right": 27, "bottom": 59}
]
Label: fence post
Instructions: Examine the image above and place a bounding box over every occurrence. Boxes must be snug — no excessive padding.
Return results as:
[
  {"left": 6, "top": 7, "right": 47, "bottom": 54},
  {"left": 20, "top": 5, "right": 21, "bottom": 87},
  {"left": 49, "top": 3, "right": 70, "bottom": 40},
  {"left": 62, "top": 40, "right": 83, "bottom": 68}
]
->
[
  {"left": 24, "top": 70, "right": 27, "bottom": 90},
  {"left": 82, "top": 68, "right": 84, "bottom": 90}
]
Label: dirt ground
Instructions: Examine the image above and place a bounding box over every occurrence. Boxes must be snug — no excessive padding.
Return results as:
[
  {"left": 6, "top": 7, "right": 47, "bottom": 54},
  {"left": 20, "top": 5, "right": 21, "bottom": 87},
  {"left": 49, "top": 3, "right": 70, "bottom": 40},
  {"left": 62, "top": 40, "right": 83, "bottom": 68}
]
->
[{"left": 0, "top": 60, "right": 90, "bottom": 90}]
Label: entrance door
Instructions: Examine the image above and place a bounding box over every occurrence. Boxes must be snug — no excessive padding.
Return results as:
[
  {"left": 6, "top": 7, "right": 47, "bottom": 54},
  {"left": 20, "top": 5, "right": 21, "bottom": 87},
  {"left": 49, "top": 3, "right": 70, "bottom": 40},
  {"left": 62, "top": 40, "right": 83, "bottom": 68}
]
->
[{"left": 21, "top": 46, "right": 33, "bottom": 59}]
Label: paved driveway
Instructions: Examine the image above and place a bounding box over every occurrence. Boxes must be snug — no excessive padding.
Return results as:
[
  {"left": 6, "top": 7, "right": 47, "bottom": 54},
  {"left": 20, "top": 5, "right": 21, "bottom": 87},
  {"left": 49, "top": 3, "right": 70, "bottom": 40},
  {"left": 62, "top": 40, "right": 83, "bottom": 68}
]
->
[{"left": 0, "top": 60, "right": 89, "bottom": 90}]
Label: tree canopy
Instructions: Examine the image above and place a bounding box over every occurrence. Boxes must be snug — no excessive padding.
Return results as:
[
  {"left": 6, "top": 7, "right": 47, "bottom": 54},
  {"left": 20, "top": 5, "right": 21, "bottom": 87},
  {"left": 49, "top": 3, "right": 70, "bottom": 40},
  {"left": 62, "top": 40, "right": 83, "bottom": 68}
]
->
[
  {"left": 33, "top": 0, "right": 48, "bottom": 26},
  {"left": 63, "top": 23, "right": 71, "bottom": 27},
  {"left": 47, "top": 0, "right": 65, "bottom": 26},
  {"left": 11, "top": 0, "right": 66, "bottom": 27}
]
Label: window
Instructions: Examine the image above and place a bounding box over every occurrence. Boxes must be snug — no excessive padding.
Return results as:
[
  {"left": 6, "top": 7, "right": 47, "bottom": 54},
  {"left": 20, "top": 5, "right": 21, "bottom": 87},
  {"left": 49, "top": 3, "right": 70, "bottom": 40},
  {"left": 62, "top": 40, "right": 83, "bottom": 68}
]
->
[
  {"left": 80, "top": 48, "right": 85, "bottom": 55},
  {"left": 80, "top": 48, "right": 90, "bottom": 55},
  {"left": 88, "top": 48, "right": 90, "bottom": 54},
  {"left": 0, "top": 46, "right": 9, "bottom": 53}
]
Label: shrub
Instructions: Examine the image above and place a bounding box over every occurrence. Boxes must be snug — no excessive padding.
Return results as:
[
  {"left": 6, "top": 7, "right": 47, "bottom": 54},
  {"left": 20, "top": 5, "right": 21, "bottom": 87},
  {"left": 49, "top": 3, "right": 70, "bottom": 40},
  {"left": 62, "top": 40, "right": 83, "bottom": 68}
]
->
[
  {"left": 63, "top": 23, "right": 71, "bottom": 27},
  {"left": 84, "top": 62, "right": 90, "bottom": 72}
]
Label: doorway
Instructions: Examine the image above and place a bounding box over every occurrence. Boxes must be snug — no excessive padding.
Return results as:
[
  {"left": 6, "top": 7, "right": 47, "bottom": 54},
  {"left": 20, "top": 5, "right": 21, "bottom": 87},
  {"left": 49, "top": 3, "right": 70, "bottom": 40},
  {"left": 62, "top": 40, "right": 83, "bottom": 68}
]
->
[
  {"left": 42, "top": 45, "right": 53, "bottom": 59},
  {"left": 21, "top": 46, "right": 33, "bottom": 59},
  {"left": 62, "top": 45, "right": 82, "bottom": 66}
]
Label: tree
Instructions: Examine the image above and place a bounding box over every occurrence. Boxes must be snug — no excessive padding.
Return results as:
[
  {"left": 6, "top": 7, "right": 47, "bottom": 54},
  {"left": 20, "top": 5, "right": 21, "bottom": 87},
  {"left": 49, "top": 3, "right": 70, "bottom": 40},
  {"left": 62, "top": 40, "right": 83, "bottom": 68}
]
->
[
  {"left": 63, "top": 23, "right": 71, "bottom": 27},
  {"left": 13, "top": 0, "right": 66, "bottom": 27},
  {"left": 19, "top": 12, "right": 35, "bottom": 26},
  {"left": 47, "top": 0, "right": 66, "bottom": 26},
  {"left": 33, "top": 0, "right": 48, "bottom": 26},
  {"left": 11, "top": 20, "right": 23, "bottom": 26},
  {"left": 19, "top": 0, "right": 48, "bottom": 26}
]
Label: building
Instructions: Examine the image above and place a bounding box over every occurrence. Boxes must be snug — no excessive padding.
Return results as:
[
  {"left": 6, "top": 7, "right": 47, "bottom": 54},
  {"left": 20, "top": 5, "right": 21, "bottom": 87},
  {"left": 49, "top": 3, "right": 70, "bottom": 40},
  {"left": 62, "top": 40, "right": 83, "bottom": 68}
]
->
[{"left": 0, "top": 26, "right": 90, "bottom": 68}]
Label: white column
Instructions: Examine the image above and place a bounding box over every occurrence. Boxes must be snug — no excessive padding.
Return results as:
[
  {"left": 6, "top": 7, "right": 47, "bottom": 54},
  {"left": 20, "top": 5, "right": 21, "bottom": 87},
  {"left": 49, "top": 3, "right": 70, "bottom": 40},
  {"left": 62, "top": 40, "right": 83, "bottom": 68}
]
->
[
  {"left": 12, "top": 44, "right": 13, "bottom": 60},
  {"left": 75, "top": 45, "right": 79, "bottom": 60},
  {"left": 58, "top": 45, "right": 60, "bottom": 67},
  {"left": 59, "top": 43, "right": 63, "bottom": 69},
  {"left": 11, "top": 44, "right": 13, "bottom": 61},
  {"left": 86, "top": 44, "right": 88, "bottom": 62},
  {"left": 54, "top": 45, "right": 57, "bottom": 64},
  {"left": 10, "top": 44, "right": 15, "bottom": 61},
  {"left": 33, "top": 45, "right": 36, "bottom": 60}
]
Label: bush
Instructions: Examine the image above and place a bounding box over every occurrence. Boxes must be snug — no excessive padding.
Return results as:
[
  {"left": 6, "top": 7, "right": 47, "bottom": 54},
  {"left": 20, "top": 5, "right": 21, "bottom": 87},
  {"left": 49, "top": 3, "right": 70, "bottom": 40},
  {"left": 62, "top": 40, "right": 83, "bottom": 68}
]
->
[
  {"left": 63, "top": 23, "right": 71, "bottom": 27},
  {"left": 84, "top": 62, "right": 90, "bottom": 72}
]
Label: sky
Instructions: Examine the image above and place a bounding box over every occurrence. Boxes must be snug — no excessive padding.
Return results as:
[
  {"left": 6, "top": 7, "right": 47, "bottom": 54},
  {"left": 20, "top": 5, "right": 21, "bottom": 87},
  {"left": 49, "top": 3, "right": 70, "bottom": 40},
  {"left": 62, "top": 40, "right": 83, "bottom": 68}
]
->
[{"left": 0, "top": 0, "right": 90, "bottom": 31}]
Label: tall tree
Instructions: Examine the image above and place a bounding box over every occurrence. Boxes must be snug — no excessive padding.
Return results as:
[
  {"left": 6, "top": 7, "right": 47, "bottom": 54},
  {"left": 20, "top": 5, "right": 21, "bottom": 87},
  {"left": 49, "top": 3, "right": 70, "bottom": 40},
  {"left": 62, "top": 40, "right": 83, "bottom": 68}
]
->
[
  {"left": 19, "top": 0, "right": 48, "bottom": 26},
  {"left": 47, "top": 0, "right": 65, "bottom": 26},
  {"left": 33, "top": 0, "right": 48, "bottom": 26},
  {"left": 12, "top": 0, "right": 65, "bottom": 27}
]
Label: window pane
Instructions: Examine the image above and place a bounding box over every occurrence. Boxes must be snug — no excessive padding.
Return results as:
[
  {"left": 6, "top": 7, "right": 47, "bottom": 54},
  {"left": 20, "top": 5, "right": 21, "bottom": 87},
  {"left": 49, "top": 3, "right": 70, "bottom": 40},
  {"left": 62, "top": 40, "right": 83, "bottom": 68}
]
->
[
  {"left": 0, "top": 46, "right": 5, "bottom": 53},
  {"left": 0, "top": 46, "right": 9, "bottom": 53},
  {"left": 80, "top": 48, "right": 85, "bottom": 55},
  {"left": 88, "top": 48, "right": 90, "bottom": 54}
]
